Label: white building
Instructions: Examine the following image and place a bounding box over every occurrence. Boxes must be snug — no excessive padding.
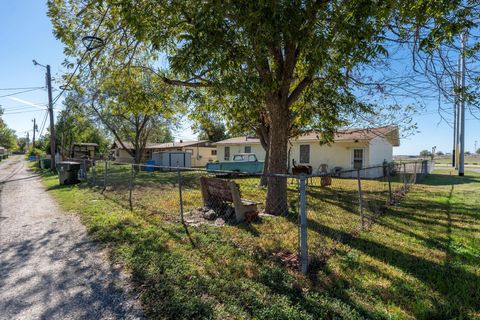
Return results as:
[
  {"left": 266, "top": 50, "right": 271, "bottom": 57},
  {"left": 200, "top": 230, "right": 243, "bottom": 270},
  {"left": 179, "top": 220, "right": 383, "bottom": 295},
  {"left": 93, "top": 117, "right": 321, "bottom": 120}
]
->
[
  {"left": 215, "top": 126, "right": 400, "bottom": 174},
  {"left": 111, "top": 140, "right": 216, "bottom": 167}
]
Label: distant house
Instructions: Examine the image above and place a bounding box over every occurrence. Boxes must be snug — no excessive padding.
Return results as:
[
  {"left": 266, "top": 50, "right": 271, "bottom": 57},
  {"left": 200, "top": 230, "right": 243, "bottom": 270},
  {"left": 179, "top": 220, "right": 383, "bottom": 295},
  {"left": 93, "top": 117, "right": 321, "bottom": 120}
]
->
[
  {"left": 111, "top": 140, "right": 217, "bottom": 166},
  {"left": 71, "top": 143, "right": 98, "bottom": 159},
  {"left": 215, "top": 126, "right": 400, "bottom": 174}
]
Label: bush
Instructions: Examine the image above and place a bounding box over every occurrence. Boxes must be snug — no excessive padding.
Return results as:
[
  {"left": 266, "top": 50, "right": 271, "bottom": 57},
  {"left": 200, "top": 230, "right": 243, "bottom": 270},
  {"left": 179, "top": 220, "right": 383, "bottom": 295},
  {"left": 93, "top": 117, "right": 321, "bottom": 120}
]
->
[{"left": 26, "top": 147, "right": 46, "bottom": 159}]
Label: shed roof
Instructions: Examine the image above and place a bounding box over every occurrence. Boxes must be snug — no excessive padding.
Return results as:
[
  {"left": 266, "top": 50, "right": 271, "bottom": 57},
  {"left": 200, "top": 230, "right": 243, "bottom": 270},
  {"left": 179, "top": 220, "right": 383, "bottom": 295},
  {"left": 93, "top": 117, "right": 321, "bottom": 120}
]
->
[
  {"left": 112, "top": 140, "right": 214, "bottom": 150},
  {"left": 153, "top": 140, "right": 214, "bottom": 149},
  {"left": 73, "top": 142, "right": 98, "bottom": 147}
]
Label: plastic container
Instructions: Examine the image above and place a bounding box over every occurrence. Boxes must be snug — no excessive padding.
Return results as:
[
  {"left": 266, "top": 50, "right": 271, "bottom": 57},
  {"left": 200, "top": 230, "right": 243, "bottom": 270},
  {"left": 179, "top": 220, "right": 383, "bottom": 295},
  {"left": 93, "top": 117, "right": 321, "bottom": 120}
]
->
[
  {"left": 56, "top": 161, "right": 81, "bottom": 185},
  {"left": 145, "top": 160, "right": 155, "bottom": 172}
]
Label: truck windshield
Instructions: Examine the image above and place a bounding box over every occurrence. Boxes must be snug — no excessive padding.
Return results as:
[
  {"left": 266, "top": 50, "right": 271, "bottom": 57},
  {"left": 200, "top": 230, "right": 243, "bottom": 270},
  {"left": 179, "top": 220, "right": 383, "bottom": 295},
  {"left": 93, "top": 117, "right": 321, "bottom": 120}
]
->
[{"left": 233, "top": 155, "right": 247, "bottom": 161}]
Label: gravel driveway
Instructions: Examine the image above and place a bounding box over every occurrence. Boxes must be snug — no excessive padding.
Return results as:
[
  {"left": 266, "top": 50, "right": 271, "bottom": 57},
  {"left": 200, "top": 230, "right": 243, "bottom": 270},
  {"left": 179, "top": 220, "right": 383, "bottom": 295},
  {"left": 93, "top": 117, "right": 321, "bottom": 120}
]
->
[{"left": 0, "top": 156, "right": 144, "bottom": 320}]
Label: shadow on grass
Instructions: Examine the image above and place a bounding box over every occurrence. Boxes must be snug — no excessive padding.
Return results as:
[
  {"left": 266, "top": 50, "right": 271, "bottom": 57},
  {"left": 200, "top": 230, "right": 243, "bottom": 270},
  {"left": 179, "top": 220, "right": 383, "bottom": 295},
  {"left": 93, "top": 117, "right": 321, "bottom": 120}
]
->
[{"left": 418, "top": 173, "right": 479, "bottom": 186}]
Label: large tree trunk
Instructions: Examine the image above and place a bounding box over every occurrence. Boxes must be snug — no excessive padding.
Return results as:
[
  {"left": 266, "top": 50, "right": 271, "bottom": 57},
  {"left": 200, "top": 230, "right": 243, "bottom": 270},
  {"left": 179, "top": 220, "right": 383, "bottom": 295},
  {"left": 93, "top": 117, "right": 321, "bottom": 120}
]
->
[
  {"left": 256, "top": 124, "right": 270, "bottom": 187},
  {"left": 265, "top": 101, "right": 289, "bottom": 215}
]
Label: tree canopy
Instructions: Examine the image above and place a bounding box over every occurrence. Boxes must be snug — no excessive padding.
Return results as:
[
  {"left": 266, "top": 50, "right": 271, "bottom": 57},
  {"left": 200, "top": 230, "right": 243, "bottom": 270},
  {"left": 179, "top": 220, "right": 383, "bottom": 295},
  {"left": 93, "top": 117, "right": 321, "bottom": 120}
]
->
[
  {"left": 48, "top": 0, "right": 475, "bottom": 213},
  {"left": 0, "top": 108, "right": 17, "bottom": 150}
]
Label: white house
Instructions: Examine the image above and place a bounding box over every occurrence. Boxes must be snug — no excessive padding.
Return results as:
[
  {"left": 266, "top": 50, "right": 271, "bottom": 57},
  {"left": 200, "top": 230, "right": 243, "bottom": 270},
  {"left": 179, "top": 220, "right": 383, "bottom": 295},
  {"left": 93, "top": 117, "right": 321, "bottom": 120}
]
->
[{"left": 215, "top": 126, "right": 400, "bottom": 175}]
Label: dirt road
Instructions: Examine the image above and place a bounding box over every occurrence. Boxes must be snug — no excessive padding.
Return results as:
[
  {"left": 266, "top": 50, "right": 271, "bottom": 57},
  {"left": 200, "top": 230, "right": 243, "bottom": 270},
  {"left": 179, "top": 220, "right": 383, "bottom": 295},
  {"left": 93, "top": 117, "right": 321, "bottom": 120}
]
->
[{"left": 0, "top": 156, "right": 144, "bottom": 320}]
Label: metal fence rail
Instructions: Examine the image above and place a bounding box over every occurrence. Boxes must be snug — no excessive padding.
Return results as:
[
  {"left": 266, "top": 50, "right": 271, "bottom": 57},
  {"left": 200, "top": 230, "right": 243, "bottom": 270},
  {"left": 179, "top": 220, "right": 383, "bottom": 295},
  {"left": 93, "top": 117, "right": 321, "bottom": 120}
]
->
[{"left": 74, "top": 159, "right": 434, "bottom": 274}]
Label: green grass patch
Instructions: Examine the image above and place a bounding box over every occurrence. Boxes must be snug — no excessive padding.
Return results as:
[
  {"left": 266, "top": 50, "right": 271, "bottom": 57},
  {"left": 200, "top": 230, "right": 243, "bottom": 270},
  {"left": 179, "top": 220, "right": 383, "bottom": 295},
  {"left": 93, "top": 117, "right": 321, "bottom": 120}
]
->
[{"left": 34, "top": 162, "right": 480, "bottom": 319}]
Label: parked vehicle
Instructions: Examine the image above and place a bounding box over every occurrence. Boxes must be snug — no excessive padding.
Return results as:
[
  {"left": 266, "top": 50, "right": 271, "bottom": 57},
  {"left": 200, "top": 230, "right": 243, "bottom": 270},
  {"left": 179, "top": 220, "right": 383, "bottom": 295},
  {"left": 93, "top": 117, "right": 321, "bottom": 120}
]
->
[{"left": 206, "top": 153, "right": 264, "bottom": 174}]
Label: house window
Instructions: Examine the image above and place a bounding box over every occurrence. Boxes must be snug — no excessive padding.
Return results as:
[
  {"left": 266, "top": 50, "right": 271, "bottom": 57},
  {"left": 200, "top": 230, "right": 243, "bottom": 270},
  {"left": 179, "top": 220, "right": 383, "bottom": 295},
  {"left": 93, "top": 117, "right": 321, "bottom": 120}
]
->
[
  {"left": 244, "top": 146, "right": 251, "bottom": 153},
  {"left": 353, "top": 149, "right": 363, "bottom": 169},
  {"left": 224, "top": 146, "right": 230, "bottom": 160},
  {"left": 185, "top": 148, "right": 194, "bottom": 154},
  {"left": 299, "top": 145, "right": 310, "bottom": 164},
  {"left": 211, "top": 150, "right": 217, "bottom": 156}
]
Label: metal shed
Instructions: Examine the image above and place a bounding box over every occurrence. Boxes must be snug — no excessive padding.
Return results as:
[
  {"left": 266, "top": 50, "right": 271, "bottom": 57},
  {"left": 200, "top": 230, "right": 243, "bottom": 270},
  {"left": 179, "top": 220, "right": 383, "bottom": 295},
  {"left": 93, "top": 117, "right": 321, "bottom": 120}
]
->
[{"left": 152, "top": 151, "right": 192, "bottom": 168}]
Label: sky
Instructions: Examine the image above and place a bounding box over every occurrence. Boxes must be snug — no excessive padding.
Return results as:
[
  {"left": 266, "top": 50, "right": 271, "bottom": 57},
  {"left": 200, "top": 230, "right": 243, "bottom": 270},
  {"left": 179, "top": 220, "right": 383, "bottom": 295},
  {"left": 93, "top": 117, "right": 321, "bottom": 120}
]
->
[{"left": 0, "top": 1, "right": 478, "bottom": 155}]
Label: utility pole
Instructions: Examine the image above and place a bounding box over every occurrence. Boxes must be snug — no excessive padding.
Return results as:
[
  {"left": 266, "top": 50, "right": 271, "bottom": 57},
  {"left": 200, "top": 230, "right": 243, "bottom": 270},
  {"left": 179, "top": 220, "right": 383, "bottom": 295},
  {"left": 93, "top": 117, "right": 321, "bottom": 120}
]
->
[
  {"left": 33, "top": 60, "right": 56, "bottom": 170},
  {"left": 452, "top": 75, "right": 457, "bottom": 167},
  {"left": 46, "top": 65, "right": 56, "bottom": 170},
  {"left": 459, "top": 32, "right": 467, "bottom": 177},
  {"left": 32, "top": 118, "right": 37, "bottom": 149},
  {"left": 455, "top": 56, "right": 461, "bottom": 170}
]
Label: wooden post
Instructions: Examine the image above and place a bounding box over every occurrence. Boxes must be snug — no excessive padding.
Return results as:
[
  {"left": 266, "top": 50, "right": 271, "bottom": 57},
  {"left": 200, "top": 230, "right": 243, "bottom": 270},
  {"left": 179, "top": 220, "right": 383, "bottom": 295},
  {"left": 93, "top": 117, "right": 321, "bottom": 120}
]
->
[
  {"left": 357, "top": 169, "right": 364, "bottom": 230},
  {"left": 129, "top": 164, "right": 134, "bottom": 211},
  {"left": 178, "top": 168, "right": 184, "bottom": 224},
  {"left": 104, "top": 160, "right": 108, "bottom": 189},
  {"left": 93, "top": 161, "right": 97, "bottom": 185},
  {"left": 413, "top": 161, "right": 417, "bottom": 183},
  {"left": 387, "top": 164, "right": 392, "bottom": 203},
  {"left": 299, "top": 175, "right": 308, "bottom": 274}
]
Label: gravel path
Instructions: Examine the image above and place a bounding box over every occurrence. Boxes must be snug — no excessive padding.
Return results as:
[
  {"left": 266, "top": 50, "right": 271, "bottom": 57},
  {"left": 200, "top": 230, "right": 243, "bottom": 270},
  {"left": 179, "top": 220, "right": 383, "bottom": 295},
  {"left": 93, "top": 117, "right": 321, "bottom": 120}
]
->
[{"left": 0, "top": 156, "right": 145, "bottom": 320}]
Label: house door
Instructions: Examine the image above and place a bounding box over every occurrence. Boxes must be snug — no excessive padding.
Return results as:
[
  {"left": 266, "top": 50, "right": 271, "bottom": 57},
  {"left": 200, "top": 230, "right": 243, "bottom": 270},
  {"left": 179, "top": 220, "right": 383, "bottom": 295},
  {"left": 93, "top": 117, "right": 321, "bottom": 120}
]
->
[{"left": 353, "top": 149, "right": 363, "bottom": 169}]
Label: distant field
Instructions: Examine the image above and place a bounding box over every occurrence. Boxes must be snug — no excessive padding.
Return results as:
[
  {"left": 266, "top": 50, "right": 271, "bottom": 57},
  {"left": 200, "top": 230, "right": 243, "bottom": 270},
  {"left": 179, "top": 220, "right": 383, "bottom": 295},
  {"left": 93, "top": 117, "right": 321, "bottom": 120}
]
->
[{"left": 434, "top": 155, "right": 480, "bottom": 166}]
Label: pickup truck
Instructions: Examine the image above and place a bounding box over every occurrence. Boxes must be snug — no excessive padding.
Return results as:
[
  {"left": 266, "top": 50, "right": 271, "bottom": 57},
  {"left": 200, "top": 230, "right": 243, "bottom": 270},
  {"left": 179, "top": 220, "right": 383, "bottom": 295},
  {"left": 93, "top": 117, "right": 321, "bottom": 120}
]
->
[{"left": 206, "top": 153, "right": 264, "bottom": 174}]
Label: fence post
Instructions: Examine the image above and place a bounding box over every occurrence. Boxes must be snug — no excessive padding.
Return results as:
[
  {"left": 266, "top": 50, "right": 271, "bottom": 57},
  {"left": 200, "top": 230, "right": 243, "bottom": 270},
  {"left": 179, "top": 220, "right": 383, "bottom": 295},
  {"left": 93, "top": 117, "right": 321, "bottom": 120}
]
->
[
  {"left": 356, "top": 169, "right": 365, "bottom": 230},
  {"left": 299, "top": 174, "right": 308, "bottom": 274},
  {"left": 403, "top": 163, "right": 407, "bottom": 190},
  {"left": 413, "top": 161, "right": 417, "bottom": 184},
  {"left": 104, "top": 160, "right": 108, "bottom": 189},
  {"left": 83, "top": 159, "right": 88, "bottom": 183},
  {"left": 387, "top": 164, "right": 392, "bottom": 203},
  {"left": 177, "top": 168, "right": 184, "bottom": 224},
  {"left": 93, "top": 160, "right": 97, "bottom": 185},
  {"left": 129, "top": 164, "right": 134, "bottom": 211}
]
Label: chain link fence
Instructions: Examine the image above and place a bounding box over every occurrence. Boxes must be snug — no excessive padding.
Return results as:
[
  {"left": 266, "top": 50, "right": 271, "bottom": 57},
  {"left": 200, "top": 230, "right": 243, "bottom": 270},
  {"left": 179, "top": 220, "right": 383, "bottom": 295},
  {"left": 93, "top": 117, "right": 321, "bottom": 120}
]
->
[{"left": 73, "top": 158, "right": 434, "bottom": 274}]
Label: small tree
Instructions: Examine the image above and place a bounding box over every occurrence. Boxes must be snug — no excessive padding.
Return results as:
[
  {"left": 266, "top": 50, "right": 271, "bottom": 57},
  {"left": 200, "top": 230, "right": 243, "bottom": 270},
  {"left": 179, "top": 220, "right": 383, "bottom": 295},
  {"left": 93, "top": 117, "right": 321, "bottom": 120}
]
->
[
  {"left": 420, "top": 150, "right": 432, "bottom": 157},
  {"left": 57, "top": 93, "right": 110, "bottom": 156},
  {"left": 92, "top": 68, "right": 181, "bottom": 164}
]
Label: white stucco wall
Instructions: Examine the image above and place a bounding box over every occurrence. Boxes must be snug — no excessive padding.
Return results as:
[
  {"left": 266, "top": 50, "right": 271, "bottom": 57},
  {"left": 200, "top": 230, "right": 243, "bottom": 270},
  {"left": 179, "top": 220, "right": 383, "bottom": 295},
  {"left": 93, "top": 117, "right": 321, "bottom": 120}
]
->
[
  {"left": 185, "top": 147, "right": 217, "bottom": 167},
  {"left": 114, "top": 149, "right": 134, "bottom": 163},
  {"left": 289, "top": 141, "right": 370, "bottom": 173},
  {"left": 368, "top": 136, "right": 393, "bottom": 166},
  {"left": 215, "top": 138, "right": 394, "bottom": 178},
  {"left": 216, "top": 143, "right": 266, "bottom": 162}
]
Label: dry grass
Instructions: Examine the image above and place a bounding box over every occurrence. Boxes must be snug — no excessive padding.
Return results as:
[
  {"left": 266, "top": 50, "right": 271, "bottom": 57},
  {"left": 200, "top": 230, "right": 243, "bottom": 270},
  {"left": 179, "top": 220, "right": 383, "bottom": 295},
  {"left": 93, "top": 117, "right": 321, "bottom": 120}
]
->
[{"left": 36, "top": 161, "right": 480, "bottom": 319}]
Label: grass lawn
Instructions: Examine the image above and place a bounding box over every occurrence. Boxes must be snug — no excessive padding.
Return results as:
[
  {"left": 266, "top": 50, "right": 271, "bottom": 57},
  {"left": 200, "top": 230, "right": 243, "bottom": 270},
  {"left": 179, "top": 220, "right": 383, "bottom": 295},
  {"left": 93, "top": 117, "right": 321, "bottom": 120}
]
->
[{"left": 35, "top": 163, "right": 480, "bottom": 319}]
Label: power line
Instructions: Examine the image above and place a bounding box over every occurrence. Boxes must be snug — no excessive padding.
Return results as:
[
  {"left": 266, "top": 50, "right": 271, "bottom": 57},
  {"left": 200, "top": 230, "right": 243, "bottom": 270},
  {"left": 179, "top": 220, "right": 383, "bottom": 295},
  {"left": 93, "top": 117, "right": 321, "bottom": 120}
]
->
[
  {"left": 0, "top": 88, "right": 44, "bottom": 98},
  {"left": 38, "top": 110, "right": 49, "bottom": 137},
  {"left": 0, "top": 86, "right": 44, "bottom": 91},
  {"left": 1, "top": 104, "right": 47, "bottom": 111},
  {"left": 3, "top": 109, "right": 46, "bottom": 115}
]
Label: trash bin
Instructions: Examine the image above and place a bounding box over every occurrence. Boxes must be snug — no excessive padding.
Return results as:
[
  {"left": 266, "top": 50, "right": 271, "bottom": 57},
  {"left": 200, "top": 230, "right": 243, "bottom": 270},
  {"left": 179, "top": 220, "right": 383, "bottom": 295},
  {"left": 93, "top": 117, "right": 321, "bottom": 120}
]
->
[
  {"left": 145, "top": 160, "right": 155, "bottom": 172},
  {"left": 56, "top": 161, "right": 81, "bottom": 185},
  {"left": 40, "top": 158, "right": 52, "bottom": 169}
]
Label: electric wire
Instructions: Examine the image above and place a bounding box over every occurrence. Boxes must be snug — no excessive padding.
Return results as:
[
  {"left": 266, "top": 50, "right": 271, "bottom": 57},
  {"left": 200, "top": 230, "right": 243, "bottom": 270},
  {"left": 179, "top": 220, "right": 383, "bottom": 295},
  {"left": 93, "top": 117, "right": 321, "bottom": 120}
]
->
[
  {"left": 0, "top": 88, "right": 43, "bottom": 98},
  {"left": 38, "top": 110, "right": 49, "bottom": 137},
  {"left": 3, "top": 109, "right": 47, "bottom": 115},
  {"left": 0, "top": 86, "right": 44, "bottom": 91}
]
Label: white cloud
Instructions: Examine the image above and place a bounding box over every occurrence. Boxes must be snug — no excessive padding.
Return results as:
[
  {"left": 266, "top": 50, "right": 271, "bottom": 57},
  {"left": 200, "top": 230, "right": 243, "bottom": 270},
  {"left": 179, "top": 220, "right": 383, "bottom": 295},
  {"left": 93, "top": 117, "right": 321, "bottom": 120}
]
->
[{"left": 7, "top": 97, "right": 46, "bottom": 109}]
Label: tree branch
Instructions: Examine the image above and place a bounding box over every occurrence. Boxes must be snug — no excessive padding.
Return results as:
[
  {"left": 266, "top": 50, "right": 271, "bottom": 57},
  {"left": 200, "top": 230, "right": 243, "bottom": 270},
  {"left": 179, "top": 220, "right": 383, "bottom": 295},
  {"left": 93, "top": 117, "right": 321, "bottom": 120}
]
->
[{"left": 287, "top": 76, "right": 312, "bottom": 107}]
